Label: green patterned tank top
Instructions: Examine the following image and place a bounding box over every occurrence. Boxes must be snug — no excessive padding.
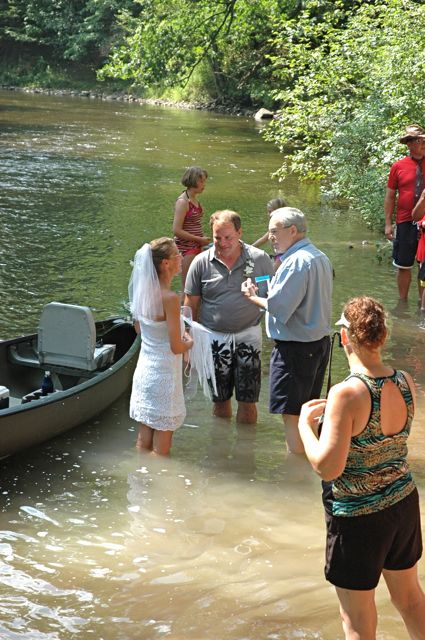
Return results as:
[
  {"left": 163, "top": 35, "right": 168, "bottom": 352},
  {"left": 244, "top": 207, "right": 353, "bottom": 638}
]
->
[{"left": 322, "top": 370, "right": 415, "bottom": 517}]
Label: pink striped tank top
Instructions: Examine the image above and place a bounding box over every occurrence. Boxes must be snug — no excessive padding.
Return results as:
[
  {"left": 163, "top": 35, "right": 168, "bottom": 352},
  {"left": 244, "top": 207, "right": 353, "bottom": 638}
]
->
[{"left": 174, "top": 195, "right": 204, "bottom": 255}]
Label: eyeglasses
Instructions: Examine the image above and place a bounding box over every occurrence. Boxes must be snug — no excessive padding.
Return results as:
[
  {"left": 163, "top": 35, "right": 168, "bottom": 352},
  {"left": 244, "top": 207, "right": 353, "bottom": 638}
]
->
[{"left": 269, "top": 224, "right": 294, "bottom": 235}]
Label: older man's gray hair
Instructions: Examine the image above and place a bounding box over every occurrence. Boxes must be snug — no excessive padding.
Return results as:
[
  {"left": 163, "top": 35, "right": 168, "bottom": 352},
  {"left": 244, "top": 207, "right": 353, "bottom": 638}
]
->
[{"left": 270, "top": 207, "right": 307, "bottom": 233}]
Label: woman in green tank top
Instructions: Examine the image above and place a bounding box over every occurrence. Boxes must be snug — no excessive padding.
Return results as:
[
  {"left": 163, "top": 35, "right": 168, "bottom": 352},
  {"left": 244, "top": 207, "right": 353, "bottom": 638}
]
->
[{"left": 299, "top": 296, "right": 425, "bottom": 640}]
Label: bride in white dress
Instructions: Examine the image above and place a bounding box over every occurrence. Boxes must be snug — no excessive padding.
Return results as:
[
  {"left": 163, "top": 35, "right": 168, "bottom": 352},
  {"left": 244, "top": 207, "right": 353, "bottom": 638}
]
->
[{"left": 129, "top": 238, "right": 193, "bottom": 455}]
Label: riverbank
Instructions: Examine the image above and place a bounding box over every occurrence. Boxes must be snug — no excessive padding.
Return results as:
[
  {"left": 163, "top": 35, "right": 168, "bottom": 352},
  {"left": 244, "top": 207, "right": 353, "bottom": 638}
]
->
[{"left": 0, "top": 84, "right": 256, "bottom": 117}]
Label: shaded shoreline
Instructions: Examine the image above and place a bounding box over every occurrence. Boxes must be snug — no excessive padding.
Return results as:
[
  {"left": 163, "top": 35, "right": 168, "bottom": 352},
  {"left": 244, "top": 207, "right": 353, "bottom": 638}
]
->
[{"left": 0, "top": 84, "right": 256, "bottom": 117}]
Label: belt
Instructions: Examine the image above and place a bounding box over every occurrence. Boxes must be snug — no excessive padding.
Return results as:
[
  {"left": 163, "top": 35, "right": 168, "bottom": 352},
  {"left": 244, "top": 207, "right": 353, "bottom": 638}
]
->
[{"left": 273, "top": 335, "right": 329, "bottom": 346}]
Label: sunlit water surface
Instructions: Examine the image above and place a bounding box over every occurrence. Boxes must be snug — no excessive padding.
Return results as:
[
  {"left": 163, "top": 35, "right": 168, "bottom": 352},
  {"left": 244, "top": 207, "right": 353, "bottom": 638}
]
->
[{"left": 0, "top": 90, "right": 425, "bottom": 639}]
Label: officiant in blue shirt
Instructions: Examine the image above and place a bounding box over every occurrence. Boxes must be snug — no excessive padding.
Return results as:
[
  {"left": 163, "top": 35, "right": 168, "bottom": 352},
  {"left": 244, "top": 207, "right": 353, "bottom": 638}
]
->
[{"left": 241, "top": 207, "right": 333, "bottom": 454}]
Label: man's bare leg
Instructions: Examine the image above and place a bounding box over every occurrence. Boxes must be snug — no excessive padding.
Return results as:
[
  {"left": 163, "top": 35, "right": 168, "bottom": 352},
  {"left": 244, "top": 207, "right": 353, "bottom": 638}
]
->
[
  {"left": 421, "top": 285, "right": 425, "bottom": 311},
  {"left": 398, "top": 267, "right": 412, "bottom": 300},
  {"left": 236, "top": 401, "right": 257, "bottom": 424},
  {"left": 282, "top": 413, "right": 305, "bottom": 454},
  {"left": 213, "top": 399, "right": 232, "bottom": 419}
]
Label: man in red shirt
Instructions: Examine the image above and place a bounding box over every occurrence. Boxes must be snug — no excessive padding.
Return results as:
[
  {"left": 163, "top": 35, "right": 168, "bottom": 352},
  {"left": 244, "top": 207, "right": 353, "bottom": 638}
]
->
[{"left": 384, "top": 124, "right": 425, "bottom": 300}]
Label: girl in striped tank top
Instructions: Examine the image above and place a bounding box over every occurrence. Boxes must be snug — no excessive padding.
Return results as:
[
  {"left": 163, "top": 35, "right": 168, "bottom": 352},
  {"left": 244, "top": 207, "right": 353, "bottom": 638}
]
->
[
  {"left": 299, "top": 296, "right": 425, "bottom": 640},
  {"left": 173, "top": 166, "right": 210, "bottom": 288}
]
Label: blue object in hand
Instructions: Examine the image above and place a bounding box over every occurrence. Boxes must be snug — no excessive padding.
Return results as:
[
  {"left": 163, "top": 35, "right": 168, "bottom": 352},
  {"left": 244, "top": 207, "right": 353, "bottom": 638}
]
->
[{"left": 255, "top": 274, "right": 270, "bottom": 298}]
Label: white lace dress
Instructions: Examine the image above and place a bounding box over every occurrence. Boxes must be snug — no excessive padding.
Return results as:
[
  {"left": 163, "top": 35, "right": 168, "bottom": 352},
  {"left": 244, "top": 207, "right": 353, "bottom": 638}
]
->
[{"left": 129, "top": 317, "right": 185, "bottom": 431}]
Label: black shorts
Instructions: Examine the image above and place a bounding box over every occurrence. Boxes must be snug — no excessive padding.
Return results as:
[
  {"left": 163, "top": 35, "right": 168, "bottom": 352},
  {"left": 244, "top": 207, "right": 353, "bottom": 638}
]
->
[
  {"left": 269, "top": 336, "right": 330, "bottom": 415},
  {"left": 393, "top": 221, "right": 419, "bottom": 269},
  {"left": 325, "top": 488, "right": 423, "bottom": 590},
  {"left": 209, "top": 326, "right": 262, "bottom": 404}
]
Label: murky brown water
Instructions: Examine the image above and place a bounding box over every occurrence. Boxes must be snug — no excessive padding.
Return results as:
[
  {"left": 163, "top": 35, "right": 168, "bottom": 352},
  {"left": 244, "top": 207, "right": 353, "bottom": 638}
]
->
[{"left": 0, "top": 89, "right": 424, "bottom": 639}]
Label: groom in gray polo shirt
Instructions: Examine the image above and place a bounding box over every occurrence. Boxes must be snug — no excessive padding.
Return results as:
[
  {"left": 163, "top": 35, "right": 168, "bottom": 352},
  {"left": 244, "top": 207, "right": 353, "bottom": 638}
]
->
[{"left": 184, "top": 210, "right": 274, "bottom": 423}]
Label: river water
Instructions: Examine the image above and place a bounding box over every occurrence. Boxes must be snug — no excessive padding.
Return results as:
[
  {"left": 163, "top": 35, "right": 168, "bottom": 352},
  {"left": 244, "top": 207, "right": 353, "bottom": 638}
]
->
[{"left": 0, "top": 89, "right": 425, "bottom": 639}]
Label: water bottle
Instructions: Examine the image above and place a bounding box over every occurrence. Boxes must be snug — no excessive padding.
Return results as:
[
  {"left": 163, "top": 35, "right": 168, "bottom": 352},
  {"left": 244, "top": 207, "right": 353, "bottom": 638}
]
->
[{"left": 41, "top": 371, "right": 54, "bottom": 396}]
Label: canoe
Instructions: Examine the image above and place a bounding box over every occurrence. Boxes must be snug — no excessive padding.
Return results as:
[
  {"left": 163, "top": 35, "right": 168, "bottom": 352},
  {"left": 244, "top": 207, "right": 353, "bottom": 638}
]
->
[{"left": 0, "top": 304, "right": 140, "bottom": 459}]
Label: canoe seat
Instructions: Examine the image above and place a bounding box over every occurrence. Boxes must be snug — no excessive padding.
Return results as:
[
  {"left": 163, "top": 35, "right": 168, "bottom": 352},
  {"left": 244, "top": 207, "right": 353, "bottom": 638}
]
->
[{"left": 38, "top": 302, "right": 116, "bottom": 371}]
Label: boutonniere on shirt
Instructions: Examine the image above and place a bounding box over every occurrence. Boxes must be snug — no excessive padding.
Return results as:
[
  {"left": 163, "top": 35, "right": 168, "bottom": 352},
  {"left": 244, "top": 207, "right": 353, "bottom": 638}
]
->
[{"left": 243, "top": 254, "right": 255, "bottom": 278}]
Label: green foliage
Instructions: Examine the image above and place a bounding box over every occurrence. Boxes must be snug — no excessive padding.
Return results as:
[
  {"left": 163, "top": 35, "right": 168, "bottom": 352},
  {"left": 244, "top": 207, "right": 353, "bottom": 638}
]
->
[
  {"left": 3, "top": 0, "right": 425, "bottom": 235},
  {"left": 0, "top": 56, "right": 68, "bottom": 88},
  {"left": 375, "top": 239, "right": 393, "bottom": 264},
  {"left": 0, "top": 54, "right": 114, "bottom": 90},
  {"left": 1, "top": 0, "right": 138, "bottom": 65},
  {"left": 264, "top": 0, "right": 425, "bottom": 229},
  {"left": 214, "top": 0, "right": 285, "bottom": 105},
  {"left": 98, "top": 0, "right": 289, "bottom": 106}
]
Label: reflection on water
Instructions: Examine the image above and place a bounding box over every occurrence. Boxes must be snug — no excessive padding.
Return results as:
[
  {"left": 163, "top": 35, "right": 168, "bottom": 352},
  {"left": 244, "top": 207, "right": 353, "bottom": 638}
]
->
[
  {"left": 1, "top": 393, "right": 423, "bottom": 639},
  {"left": 0, "top": 90, "right": 425, "bottom": 639}
]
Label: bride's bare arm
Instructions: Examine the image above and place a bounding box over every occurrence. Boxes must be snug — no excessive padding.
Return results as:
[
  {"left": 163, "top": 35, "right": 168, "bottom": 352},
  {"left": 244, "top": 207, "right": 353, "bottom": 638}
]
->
[{"left": 163, "top": 292, "right": 193, "bottom": 354}]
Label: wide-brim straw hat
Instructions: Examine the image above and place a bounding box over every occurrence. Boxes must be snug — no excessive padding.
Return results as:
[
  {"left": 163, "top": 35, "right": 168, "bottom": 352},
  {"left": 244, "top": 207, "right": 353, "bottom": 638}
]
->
[{"left": 399, "top": 124, "right": 425, "bottom": 143}]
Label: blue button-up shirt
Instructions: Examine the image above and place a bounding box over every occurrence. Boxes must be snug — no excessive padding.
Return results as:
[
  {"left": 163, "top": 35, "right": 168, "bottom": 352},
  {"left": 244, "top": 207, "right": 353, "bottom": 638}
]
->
[{"left": 266, "top": 238, "right": 333, "bottom": 342}]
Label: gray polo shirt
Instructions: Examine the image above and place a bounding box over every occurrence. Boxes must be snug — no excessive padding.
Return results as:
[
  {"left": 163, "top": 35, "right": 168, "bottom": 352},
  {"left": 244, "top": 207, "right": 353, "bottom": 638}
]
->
[{"left": 185, "top": 242, "right": 274, "bottom": 333}]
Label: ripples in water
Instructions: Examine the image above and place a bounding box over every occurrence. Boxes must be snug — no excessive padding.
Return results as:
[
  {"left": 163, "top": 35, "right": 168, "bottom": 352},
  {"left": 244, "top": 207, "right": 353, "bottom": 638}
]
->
[{"left": 0, "top": 90, "right": 424, "bottom": 640}]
